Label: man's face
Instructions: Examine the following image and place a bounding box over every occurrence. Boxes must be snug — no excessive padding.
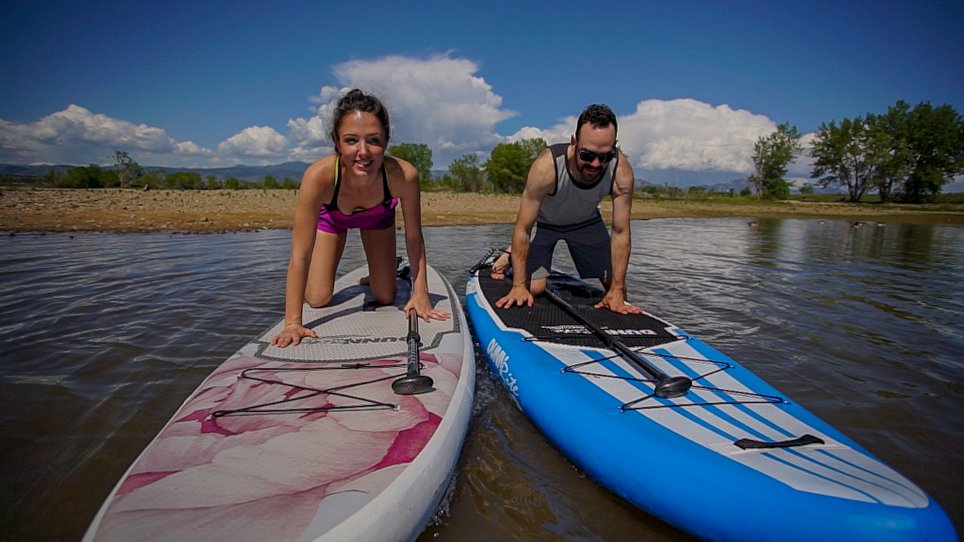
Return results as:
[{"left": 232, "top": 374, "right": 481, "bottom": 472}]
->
[{"left": 571, "top": 124, "right": 617, "bottom": 184}]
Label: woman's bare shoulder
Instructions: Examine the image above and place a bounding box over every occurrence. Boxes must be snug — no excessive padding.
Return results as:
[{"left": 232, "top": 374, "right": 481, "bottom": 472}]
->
[
  {"left": 385, "top": 156, "right": 418, "bottom": 183},
  {"left": 302, "top": 155, "right": 338, "bottom": 185}
]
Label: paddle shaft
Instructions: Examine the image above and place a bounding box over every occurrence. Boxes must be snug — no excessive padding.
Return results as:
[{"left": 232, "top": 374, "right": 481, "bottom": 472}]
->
[
  {"left": 406, "top": 311, "right": 420, "bottom": 376},
  {"left": 544, "top": 288, "right": 691, "bottom": 398},
  {"left": 391, "top": 266, "right": 434, "bottom": 395}
]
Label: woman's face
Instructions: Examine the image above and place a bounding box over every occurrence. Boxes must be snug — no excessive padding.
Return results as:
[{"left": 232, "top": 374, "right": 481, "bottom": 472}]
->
[{"left": 336, "top": 110, "right": 387, "bottom": 177}]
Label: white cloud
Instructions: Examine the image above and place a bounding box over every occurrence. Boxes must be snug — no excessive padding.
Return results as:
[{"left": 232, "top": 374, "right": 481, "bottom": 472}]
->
[
  {"left": 506, "top": 99, "right": 781, "bottom": 180},
  {"left": 0, "top": 104, "right": 210, "bottom": 165},
  {"left": 789, "top": 131, "right": 818, "bottom": 177},
  {"left": 286, "top": 113, "right": 332, "bottom": 162},
  {"left": 618, "top": 99, "right": 775, "bottom": 173},
  {"left": 217, "top": 125, "right": 288, "bottom": 159},
  {"left": 0, "top": 59, "right": 802, "bottom": 184},
  {"left": 289, "top": 53, "right": 516, "bottom": 166},
  {"left": 505, "top": 124, "right": 571, "bottom": 146}
]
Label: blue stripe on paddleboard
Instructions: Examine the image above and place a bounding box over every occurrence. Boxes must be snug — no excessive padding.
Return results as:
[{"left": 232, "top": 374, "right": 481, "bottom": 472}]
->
[
  {"left": 610, "top": 344, "right": 794, "bottom": 443},
  {"left": 763, "top": 451, "right": 886, "bottom": 504},
  {"left": 655, "top": 342, "right": 799, "bottom": 439},
  {"left": 654, "top": 341, "right": 925, "bottom": 506},
  {"left": 582, "top": 349, "right": 752, "bottom": 444},
  {"left": 589, "top": 345, "right": 918, "bottom": 505},
  {"left": 808, "top": 449, "right": 925, "bottom": 506}
]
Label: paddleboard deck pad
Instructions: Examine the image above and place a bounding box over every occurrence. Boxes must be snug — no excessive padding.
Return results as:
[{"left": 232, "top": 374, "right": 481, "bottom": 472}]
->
[
  {"left": 465, "top": 251, "right": 954, "bottom": 541},
  {"left": 84, "top": 264, "right": 474, "bottom": 542}
]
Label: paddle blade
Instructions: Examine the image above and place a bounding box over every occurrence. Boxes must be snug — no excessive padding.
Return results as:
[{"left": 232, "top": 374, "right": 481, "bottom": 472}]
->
[
  {"left": 655, "top": 376, "right": 692, "bottom": 398},
  {"left": 392, "top": 374, "right": 434, "bottom": 395}
]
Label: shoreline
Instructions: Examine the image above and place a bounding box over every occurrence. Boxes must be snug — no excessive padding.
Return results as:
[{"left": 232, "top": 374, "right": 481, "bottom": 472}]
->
[{"left": 2, "top": 187, "right": 962, "bottom": 234}]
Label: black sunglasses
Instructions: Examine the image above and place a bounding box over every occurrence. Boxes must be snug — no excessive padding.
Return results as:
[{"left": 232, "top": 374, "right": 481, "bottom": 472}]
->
[{"left": 577, "top": 148, "right": 616, "bottom": 164}]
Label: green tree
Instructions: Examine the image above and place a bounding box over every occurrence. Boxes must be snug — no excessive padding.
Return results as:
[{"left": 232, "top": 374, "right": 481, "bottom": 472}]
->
[
  {"left": 810, "top": 100, "right": 963, "bottom": 203},
  {"left": 165, "top": 171, "right": 202, "bottom": 190},
  {"left": 864, "top": 107, "right": 912, "bottom": 203},
  {"left": 749, "top": 123, "right": 802, "bottom": 199},
  {"left": 141, "top": 171, "right": 162, "bottom": 189},
  {"left": 66, "top": 164, "right": 116, "bottom": 188},
  {"left": 485, "top": 138, "right": 547, "bottom": 193},
  {"left": 114, "top": 151, "right": 143, "bottom": 188},
  {"left": 388, "top": 143, "right": 433, "bottom": 184},
  {"left": 809, "top": 116, "right": 879, "bottom": 202},
  {"left": 448, "top": 153, "right": 484, "bottom": 192},
  {"left": 263, "top": 174, "right": 279, "bottom": 189},
  {"left": 899, "top": 101, "right": 964, "bottom": 202}
]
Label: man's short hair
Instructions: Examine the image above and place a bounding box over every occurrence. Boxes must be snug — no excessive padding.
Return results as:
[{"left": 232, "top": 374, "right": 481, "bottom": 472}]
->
[{"left": 575, "top": 104, "right": 618, "bottom": 139}]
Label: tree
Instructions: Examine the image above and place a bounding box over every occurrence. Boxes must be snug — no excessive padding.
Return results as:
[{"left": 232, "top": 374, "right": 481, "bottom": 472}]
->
[
  {"left": 485, "top": 138, "right": 547, "bottom": 193},
  {"left": 114, "top": 151, "right": 143, "bottom": 188},
  {"left": 66, "top": 164, "right": 116, "bottom": 188},
  {"left": 864, "top": 106, "right": 912, "bottom": 203},
  {"left": 810, "top": 100, "right": 963, "bottom": 203},
  {"left": 900, "top": 101, "right": 964, "bottom": 202},
  {"left": 388, "top": 143, "right": 433, "bottom": 184},
  {"left": 165, "top": 171, "right": 202, "bottom": 190},
  {"left": 809, "top": 116, "right": 878, "bottom": 202},
  {"left": 749, "top": 123, "right": 802, "bottom": 199},
  {"left": 448, "top": 153, "right": 484, "bottom": 192}
]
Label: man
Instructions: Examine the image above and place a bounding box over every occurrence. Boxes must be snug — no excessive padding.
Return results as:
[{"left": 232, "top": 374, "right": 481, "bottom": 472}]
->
[{"left": 495, "top": 103, "right": 641, "bottom": 314}]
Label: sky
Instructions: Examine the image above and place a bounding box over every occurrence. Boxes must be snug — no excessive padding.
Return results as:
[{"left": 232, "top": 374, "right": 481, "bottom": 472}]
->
[{"left": 1, "top": 0, "right": 962, "bottom": 187}]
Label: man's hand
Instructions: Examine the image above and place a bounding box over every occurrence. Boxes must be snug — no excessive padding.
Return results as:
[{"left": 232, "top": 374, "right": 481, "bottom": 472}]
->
[
  {"left": 496, "top": 284, "right": 535, "bottom": 309},
  {"left": 594, "top": 289, "right": 642, "bottom": 314}
]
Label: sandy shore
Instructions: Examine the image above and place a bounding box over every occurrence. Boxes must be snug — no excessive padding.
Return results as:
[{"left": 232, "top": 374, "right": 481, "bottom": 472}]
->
[{"left": 1, "top": 188, "right": 962, "bottom": 233}]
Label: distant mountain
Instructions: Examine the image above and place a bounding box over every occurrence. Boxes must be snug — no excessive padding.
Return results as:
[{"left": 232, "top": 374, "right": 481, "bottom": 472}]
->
[
  {"left": 0, "top": 162, "right": 313, "bottom": 182},
  {"left": 708, "top": 177, "right": 751, "bottom": 194},
  {"left": 0, "top": 163, "right": 76, "bottom": 177},
  {"left": 145, "top": 161, "right": 312, "bottom": 181}
]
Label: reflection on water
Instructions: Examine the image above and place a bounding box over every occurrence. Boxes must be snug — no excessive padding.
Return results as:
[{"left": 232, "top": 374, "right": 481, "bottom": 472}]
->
[{"left": 1, "top": 218, "right": 960, "bottom": 541}]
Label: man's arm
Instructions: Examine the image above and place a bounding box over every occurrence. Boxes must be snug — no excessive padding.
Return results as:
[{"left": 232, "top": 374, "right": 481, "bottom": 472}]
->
[
  {"left": 496, "top": 149, "right": 556, "bottom": 308},
  {"left": 596, "top": 153, "right": 642, "bottom": 314}
]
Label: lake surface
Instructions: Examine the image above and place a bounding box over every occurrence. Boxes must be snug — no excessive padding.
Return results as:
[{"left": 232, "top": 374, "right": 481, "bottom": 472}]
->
[{"left": 1, "top": 218, "right": 961, "bottom": 540}]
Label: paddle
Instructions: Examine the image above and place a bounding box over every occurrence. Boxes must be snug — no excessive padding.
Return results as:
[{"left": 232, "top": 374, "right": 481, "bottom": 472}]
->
[
  {"left": 543, "top": 288, "right": 692, "bottom": 398},
  {"left": 392, "top": 268, "right": 434, "bottom": 395}
]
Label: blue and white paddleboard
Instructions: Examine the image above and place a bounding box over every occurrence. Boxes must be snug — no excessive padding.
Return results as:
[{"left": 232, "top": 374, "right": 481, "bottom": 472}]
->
[{"left": 465, "top": 252, "right": 955, "bottom": 541}]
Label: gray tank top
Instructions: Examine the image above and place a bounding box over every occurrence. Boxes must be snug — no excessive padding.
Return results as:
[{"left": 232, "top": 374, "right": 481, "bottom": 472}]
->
[{"left": 536, "top": 143, "right": 617, "bottom": 226}]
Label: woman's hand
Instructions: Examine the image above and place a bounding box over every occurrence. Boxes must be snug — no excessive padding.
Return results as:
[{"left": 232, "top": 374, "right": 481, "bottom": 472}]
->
[
  {"left": 404, "top": 294, "right": 450, "bottom": 322},
  {"left": 271, "top": 323, "right": 317, "bottom": 348}
]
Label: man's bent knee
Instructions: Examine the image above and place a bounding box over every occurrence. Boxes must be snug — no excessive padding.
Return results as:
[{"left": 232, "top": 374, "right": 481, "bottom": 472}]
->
[{"left": 530, "top": 279, "right": 547, "bottom": 296}]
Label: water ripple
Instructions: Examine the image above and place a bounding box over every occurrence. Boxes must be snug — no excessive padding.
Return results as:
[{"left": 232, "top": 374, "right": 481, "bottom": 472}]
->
[{"left": 1, "top": 220, "right": 961, "bottom": 541}]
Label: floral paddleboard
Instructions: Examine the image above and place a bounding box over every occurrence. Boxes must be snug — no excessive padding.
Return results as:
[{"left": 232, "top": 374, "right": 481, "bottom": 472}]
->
[{"left": 84, "top": 264, "right": 475, "bottom": 542}]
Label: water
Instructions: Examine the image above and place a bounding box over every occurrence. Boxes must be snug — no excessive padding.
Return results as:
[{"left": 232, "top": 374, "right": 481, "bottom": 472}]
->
[{"left": 1, "top": 218, "right": 961, "bottom": 541}]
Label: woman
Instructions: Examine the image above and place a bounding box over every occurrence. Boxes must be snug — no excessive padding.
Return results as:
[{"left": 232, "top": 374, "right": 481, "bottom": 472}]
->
[{"left": 272, "top": 89, "right": 448, "bottom": 348}]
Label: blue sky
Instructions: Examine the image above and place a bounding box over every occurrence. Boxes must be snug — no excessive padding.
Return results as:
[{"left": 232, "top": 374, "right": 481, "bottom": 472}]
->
[{"left": 1, "top": 0, "right": 962, "bottom": 186}]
